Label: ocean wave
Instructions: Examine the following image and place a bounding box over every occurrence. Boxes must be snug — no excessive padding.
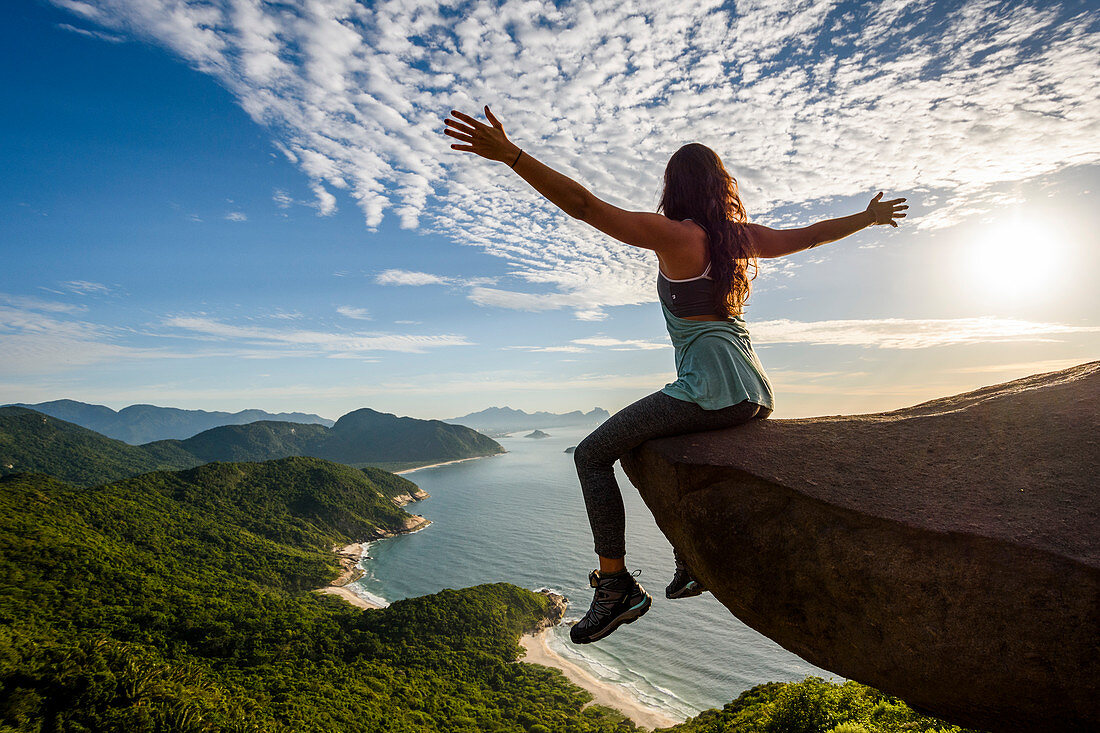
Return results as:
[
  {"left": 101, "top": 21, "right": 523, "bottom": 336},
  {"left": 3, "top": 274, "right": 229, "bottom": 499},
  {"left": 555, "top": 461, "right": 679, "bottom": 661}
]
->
[
  {"left": 347, "top": 583, "right": 390, "bottom": 608},
  {"left": 546, "top": 629, "right": 699, "bottom": 719}
]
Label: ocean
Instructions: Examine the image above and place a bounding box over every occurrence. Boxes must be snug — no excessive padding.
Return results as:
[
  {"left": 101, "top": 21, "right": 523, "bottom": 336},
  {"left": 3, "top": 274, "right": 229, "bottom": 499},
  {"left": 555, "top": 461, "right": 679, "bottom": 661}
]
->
[{"left": 350, "top": 425, "right": 832, "bottom": 721}]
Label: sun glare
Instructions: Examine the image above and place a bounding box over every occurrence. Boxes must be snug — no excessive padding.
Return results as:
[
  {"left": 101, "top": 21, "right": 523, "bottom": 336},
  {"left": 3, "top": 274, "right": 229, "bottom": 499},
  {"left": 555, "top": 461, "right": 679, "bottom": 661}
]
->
[{"left": 966, "top": 218, "right": 1063, "bottom": 300}]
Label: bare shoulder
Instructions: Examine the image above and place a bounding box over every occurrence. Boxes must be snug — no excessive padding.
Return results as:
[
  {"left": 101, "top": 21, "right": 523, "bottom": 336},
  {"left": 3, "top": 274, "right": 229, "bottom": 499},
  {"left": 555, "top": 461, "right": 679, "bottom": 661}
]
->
[{"left": 580, "top": 195, "right": 705, "bottom": 253}]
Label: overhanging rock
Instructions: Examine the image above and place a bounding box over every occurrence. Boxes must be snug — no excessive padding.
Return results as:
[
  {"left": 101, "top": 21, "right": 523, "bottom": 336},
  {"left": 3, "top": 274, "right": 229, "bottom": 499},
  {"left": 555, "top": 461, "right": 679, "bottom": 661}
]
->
[{"left": 621, "top": 362, "right": 1099, "bottom": 732}]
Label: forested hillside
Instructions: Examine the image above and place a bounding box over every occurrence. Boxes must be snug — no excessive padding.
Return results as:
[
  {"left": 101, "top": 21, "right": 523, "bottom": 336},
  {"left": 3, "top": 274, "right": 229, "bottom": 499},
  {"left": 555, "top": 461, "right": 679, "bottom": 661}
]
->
[
  {"left": 0, "top": 406, "right": 200, "bottom": 485},
  {"left": 0, "top": 459, "right": 634, "bottom": 732}
]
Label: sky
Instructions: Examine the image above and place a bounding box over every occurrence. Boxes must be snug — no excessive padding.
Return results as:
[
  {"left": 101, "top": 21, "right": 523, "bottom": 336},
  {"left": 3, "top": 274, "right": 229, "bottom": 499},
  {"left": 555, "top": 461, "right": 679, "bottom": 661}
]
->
[{"left": 1, "top": 0, "right": 1097, "bottom": 421}]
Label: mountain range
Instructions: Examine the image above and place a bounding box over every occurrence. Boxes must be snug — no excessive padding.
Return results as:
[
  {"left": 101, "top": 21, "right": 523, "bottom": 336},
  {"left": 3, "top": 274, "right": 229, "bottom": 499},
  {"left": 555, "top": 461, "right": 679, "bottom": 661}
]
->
[
  {"left": 0, "top": 405, "right": 503, "bottom": 486},
  {"left": 8, "top": 399, "right": 334, "bottom": 444},
  {"left": 446, "top": 406, "right": 610, "bottom": 433}
]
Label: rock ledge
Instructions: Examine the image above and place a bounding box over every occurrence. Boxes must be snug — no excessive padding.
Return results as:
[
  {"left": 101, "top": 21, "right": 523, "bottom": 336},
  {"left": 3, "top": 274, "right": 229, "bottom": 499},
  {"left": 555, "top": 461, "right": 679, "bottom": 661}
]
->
[{"left": 622, "top": 362, "right": 1099, "bottom": 732}]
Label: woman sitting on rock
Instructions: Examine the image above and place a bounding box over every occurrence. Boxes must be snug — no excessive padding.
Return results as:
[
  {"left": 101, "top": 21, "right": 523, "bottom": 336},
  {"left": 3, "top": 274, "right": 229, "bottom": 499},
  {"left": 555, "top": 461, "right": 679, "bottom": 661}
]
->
[{"left": 444, "top": 105, "right": 907, "bottom": 644}]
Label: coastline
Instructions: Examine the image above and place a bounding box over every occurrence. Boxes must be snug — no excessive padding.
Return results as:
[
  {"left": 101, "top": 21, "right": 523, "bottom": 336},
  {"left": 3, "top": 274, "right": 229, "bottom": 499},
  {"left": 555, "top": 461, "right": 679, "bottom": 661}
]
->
[
  {"left": 312, "top": 585, "right": 383, "bottom": 609},
  {"left": 520, "top": 628, "right": 679, "bottom": 731},
  {"left": 311, "top": 541, "right": 388, "bottom": 609},
  {"left": 395, "top": 453, "right": 497, "bottom": 475},
  {"left": 329, "top": 541, "right": 366, "bottom": 586}
]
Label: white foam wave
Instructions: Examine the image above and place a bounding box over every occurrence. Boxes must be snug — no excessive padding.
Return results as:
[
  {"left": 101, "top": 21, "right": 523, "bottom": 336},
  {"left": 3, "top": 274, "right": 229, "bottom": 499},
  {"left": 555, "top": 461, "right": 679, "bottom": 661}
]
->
[
  {"left": 545, "top": 628, "right": 699, "bottom": 719},
  {"left": 347, "top": 583, "right": 390, "bottom": 608}
]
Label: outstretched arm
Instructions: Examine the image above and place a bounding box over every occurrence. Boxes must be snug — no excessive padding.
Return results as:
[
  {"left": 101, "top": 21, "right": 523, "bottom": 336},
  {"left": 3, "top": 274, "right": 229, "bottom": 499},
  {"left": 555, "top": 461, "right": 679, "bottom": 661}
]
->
[
  {"left": 444, "top": 106, "right": 693, "bottom": 252},
  {"left": 445, "top": 106, "right": 589, "bottom": 218},
  {"left": 748, "top": 193, "right": 909, "bottom": 258}
]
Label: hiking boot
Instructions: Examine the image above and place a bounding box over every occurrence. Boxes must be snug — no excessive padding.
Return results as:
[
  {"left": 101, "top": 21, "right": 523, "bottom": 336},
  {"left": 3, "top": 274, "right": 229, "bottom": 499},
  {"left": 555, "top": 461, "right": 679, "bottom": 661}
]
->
[
  {"left": 569, "top": 569, "right": 651, "bottom": 644},
  {"left": 665, "top": 567, "right": 706, "bottom": 599}
]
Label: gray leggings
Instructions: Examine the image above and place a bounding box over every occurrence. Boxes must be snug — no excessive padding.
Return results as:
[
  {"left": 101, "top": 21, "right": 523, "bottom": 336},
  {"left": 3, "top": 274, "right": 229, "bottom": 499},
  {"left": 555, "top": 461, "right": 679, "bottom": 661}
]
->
[{"left": 573, "top": 390, "right": 769, "bottom": 559}]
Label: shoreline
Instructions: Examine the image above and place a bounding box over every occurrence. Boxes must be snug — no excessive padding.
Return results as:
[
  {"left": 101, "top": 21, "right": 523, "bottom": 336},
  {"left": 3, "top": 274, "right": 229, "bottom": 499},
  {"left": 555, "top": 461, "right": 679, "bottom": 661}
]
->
[
  {"left": 395, "top": 453, "right": 498, "bottom": 475},
  {"left": 520, "top": 628, "right": 679, "bottom": 731},
  {"left": 311, "top": 541, "right": 387, "bottom": 610},
  {"left": 312, "top": 585, "right": 383, "bottom": 609}
]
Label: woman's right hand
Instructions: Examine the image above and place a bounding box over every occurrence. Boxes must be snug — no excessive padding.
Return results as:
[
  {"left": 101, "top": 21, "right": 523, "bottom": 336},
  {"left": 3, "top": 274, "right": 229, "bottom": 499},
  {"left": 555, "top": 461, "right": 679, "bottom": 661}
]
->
[{"left": 866, "top": 192, "right": 909, "bottom": 227}]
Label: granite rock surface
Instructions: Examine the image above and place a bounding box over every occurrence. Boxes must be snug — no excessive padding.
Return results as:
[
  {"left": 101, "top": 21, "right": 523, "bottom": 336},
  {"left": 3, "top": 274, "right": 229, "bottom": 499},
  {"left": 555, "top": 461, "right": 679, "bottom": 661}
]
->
[{"left": 622, "top": 362, "right": 1099, "bottom": 732}]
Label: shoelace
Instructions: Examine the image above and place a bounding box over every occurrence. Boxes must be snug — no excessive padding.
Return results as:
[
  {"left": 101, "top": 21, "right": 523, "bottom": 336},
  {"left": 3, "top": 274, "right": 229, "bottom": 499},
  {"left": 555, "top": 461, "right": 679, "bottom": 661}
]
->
[
  {"left": 585, "top": 570, "right": 641, "bottom": 621},
  {"left": 587, "top": 587, "right": 624, "bottom": 618}
]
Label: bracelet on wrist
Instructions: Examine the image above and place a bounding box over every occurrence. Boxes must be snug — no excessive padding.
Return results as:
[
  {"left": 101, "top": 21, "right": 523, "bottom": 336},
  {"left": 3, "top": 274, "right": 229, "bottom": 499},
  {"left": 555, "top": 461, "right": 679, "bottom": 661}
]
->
[{"left": 510, "top": 149, "right": 523, "bottom": 168}]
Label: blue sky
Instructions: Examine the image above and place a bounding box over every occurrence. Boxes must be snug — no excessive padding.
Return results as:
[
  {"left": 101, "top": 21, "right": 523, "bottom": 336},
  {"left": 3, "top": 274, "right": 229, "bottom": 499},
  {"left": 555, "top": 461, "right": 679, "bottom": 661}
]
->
[{"left": 1, "top": 0, "right": 1097, "bottom": 421}]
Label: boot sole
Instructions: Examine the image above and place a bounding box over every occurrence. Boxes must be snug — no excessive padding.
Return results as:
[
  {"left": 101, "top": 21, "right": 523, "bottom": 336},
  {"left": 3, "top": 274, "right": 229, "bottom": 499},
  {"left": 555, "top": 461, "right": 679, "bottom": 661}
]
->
[
  {"left": 571, "top": 593, "right": 652, "bottom": 644},
  {"left": 666, "top": 582, "right": 706, "bottom": 599}
]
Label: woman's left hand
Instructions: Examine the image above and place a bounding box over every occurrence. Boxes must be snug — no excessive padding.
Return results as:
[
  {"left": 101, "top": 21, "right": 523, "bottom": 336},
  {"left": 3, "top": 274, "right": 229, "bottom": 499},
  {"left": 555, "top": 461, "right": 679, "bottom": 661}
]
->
[{"left": 444, "top": 105, "right": 521, "bottom": 165}]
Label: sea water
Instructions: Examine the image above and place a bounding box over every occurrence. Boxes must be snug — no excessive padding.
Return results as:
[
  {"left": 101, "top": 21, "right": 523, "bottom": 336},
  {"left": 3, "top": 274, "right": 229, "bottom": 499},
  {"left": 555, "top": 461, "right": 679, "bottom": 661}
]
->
[{"left": 350, "top": 425, "right": 832, "bottom": 720}]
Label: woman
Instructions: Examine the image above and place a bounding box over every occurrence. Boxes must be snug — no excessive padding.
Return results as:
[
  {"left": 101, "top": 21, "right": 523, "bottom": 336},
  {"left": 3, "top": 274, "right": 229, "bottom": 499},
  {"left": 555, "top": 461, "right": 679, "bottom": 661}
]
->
[{"left": 444, "top": 105, "right": 907, "bottom": 645}]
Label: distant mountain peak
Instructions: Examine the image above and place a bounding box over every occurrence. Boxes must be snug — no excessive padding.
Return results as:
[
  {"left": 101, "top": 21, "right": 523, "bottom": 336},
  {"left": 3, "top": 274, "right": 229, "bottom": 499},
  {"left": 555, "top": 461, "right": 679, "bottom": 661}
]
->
[
  {"left": 6, "top": 399, "right": 335, "bottom": 444},
  {"left": 445, "top": 406, "right": 610, "bottom": 432}
]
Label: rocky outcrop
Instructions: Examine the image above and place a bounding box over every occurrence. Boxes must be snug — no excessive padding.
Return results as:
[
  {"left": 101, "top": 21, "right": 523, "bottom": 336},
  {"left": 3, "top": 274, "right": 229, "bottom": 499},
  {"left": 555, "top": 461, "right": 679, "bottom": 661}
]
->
[
  {"left": 329, "top": 542, "right": 366, "bottom": 587},
  {"left": 391, "top": 488, "right": 430, "bottom": 506},
  {"left": 372, "top": 514, "right": 431, "bottom": 538},
  {"left": 531, "top": 589, "right": 569, "bottom": 631},
  {"left": 621, "top": 362, "right": 1099, "bottom": 732}
]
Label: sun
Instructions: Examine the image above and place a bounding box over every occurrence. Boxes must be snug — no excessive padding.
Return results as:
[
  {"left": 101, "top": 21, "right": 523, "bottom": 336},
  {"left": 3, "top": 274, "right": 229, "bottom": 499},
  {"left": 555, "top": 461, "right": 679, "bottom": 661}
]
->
[{"left": 966, "top": 217, "right": 1061, "bottom": 300}]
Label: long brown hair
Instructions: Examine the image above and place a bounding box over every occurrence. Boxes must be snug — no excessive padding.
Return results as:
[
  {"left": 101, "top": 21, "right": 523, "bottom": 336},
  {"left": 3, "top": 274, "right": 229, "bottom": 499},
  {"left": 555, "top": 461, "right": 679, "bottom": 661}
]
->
[{"left": 657, "top": 143, "right": 757, "bottom": 318}]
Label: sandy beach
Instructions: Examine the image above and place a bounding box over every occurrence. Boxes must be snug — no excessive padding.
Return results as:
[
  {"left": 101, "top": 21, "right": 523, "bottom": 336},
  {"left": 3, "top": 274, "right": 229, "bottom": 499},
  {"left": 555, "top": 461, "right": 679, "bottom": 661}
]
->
[
  {"left": 312, "top": 585, "right": 383, "bottom": 609},
  {"left": 520, "top": 628, "right": 679, "bottom": 730},
  {"left": 311, "top": 542, "right": 385, "bottom": 609},
  {"left": 395, "top": 454, "right": 496, "bottom": 474}
]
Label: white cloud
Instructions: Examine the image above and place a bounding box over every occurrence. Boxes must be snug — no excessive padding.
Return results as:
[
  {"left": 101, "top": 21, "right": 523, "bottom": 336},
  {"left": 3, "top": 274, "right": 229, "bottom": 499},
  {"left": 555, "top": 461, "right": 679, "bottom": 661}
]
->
[
  {"left": 60, "top": 280, "right": 112, "bottom": 295},
  {"left": 2, "top": 293, "right": 84, "bottom": 313},
  {"left": 311, "top": 183, "right": 337, "bottom": 216},
  {"left": 337, "top": 306, "right": 372, "bottom": 320},
  {"left": 947, "top": 358, "right": 1092, "bottom": 374},
  {"left": 506, "top": 317, "right": 1099, "bottom": 353},
  {"left": 272, "top": 189, "right": 293, "bottom": 208},
  {"left": 751, "top": 317, "right": 1100, "bottom": 349},
  {"left": 0, "top": 293, "right": 472, "bottom": 378},
  {"left": 224, "top": 211, "right": 247, "bottom": 222},
  {"left": 57, "top": 22, "right": 124, "bottom": 43},
  {"left": 571, "top": 337, "right": 668, "bottom": 351},
  {"left": 51, "top": 0, "right": 1100, "bottom": 318},
  {"left": 504, "top": 345, "right": 589, "bottom": 354},
  {"left": 376, "top": 269, "right": 451, "bottom": 286},
  {"left": 162, "top": 315, "right": 472, "bottom": 354},
  {"left": 0, "top": 302, "right": 182, "bottom": 375}
]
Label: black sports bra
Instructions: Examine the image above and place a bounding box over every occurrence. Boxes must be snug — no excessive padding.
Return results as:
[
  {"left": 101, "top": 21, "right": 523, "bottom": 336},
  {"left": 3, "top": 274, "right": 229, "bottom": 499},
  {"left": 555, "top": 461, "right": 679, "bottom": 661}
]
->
[{"left": 657, "top": 218, "right": 719, "bottom": 317}]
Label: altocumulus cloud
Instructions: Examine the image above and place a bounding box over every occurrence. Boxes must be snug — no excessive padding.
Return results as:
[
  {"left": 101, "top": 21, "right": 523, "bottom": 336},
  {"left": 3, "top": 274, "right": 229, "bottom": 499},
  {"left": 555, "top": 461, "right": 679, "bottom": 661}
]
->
[{"left": 54, "top": 0, "right": 1100, "bottom": 319}]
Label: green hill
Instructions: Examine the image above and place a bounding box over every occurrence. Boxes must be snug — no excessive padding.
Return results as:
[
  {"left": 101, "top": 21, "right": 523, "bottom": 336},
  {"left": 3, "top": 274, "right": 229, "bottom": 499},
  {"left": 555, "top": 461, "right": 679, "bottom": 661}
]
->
[
  {"left": 161, "top": 408, "right": 503, "bottom": 469},
  {"left": 0, "top": 406, "right": 199, "bottom": 485},
  {"left": 0, "top": 460, "right": 632, "bottom": 732},
  {"left": 315, "top": 408, "right": 504, "bottom": 465},
  {"left": 148, "top": 420, "right": 329, "bottom": 463},
  {"left": 8, "top": 398, "right": 334, "bottom": 443},
  {"left": 1, "top": 406, "right": 503, "bottom": 486}
]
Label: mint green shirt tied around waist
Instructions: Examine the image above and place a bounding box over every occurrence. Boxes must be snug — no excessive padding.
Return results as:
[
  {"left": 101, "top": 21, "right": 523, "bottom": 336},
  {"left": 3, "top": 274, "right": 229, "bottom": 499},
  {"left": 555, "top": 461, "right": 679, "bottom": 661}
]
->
[{"left": 659, "top": 301, "right": 775, "bottom": 411}]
